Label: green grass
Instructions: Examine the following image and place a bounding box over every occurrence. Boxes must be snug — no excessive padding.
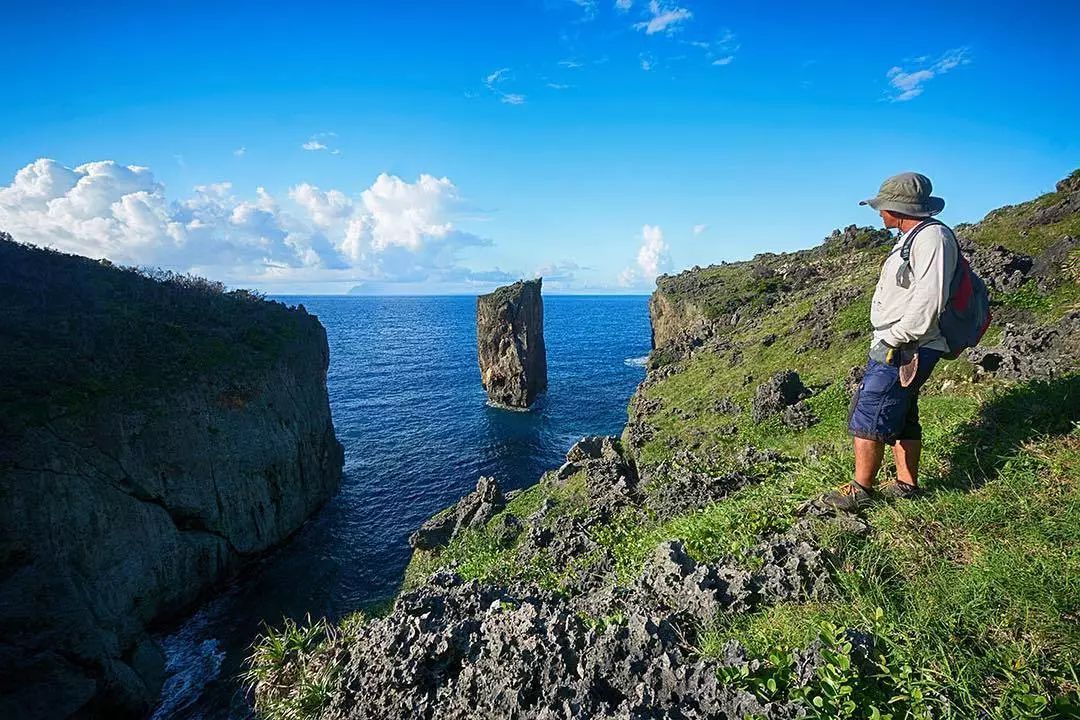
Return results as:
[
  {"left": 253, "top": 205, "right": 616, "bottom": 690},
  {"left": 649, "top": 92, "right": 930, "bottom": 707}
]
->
[
  {"left": 694, "top": 377, "right": 1080, "bottom": 719},
  {"left": 244, "top": 613, "right": 363, "bottom": 720}
]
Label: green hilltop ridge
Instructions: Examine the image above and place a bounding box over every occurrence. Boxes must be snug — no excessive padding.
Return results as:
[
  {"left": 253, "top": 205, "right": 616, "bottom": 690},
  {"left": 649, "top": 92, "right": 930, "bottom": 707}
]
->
[{"left": 249, "top": 173, "right": 1079, "bottom": 720}]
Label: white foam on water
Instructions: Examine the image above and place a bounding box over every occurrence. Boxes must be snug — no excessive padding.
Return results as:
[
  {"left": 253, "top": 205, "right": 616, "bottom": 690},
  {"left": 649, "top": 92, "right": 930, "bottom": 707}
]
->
[
  {"left": 623, "top": 355, "right": 649, "bottom": 368},
  {"left": 484, "top": 399, "right": 533, "bottom": 412},
  {"left": 150, "top": 601, "right": 227, "bottom": 720}
]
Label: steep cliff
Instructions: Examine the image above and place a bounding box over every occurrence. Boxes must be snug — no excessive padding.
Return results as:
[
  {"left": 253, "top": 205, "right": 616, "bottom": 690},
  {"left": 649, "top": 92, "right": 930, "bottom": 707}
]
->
[
  {"left": 476, "top": 278, "right": 548, "bottom": 408},
  {"left": 251, "top": 171, "right": 1079, "bottom": 720},
  {"left": 0, "top": 235, "right": 344, "bottom": 719}
]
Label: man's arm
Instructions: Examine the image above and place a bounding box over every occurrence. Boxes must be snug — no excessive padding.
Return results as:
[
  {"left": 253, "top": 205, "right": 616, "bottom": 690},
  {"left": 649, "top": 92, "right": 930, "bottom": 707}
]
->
[{"left": 880, "top": 227, "right": 956, "bottom": 347}]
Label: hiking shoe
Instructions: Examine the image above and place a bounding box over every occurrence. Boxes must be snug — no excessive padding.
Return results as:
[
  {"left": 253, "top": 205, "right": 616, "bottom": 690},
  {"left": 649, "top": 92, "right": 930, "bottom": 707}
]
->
[
  {"left": 879, "top": 480, "right": 921, "bottom": 500},
  {"left": 819, "top": 482, "right": 874, "bottom": 513}
]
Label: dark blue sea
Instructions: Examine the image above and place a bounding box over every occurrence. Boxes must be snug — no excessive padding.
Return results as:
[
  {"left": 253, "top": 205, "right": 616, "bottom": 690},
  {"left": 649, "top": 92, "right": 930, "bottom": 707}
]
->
[{"left": 151, "top": 295, "right": 651, "bottom": 720}]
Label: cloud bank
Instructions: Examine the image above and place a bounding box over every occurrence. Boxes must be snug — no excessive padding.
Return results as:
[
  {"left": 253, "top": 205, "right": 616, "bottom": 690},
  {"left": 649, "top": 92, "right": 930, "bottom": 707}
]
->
[{"left": 0, "top": 158, "right": 494, "bottom": 288}]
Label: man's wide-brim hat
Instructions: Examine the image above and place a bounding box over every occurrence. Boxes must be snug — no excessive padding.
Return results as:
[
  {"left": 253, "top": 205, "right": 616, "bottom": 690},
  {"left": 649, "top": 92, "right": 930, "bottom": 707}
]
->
[{"left": 860, "top": 172, "right": 945, "bottom": 217}]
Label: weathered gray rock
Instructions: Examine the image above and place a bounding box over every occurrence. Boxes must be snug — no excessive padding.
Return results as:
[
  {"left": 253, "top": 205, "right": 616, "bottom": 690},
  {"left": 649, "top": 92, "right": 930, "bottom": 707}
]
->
[
  {"left": 782, "top": 400, "right": 819, "bottom": 430},
  {"left": 320, "top": 573, "right": 792, "bottom": 720},
  {"left": 408, "top": 475, "right": 506, "bottom": 550},
  {"left": 0, "top": 236, "right": 343, "bottom": 719},
  {"left": 1020, "top": 171, "right": 1080, "bottom": 228},
  {"left": 635, "top": 540, "right": 755, "bottom": 620},
  {"left": 968, "top": 313, "right": 1080, "bottom": 380},
  {"left": 476, "top": 278, "right": 548, "bottom": 408},
  {"left": 959, "top": 237, "right": 1033, "bottom": 293},
  {"left": 751, "top": 370, "right": 810, "bottom": 423}
]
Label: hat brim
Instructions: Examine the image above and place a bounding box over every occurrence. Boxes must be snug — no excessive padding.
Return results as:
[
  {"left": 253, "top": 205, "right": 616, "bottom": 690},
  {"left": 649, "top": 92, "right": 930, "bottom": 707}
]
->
[{"left": 859, "top": 195, "right": 945, "bottom": 217}]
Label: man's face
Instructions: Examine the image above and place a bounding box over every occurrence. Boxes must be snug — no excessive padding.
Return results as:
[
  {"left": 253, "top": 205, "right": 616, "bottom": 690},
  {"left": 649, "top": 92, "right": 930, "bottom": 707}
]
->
[{"left": 879, "top": 210, "right": 901, "bottom": 230}]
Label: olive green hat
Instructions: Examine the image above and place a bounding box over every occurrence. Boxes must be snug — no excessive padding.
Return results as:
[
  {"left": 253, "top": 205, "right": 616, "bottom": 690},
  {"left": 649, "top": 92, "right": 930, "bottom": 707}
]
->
[{"left": 860, "top": 172, "right": 945, "bottom": 217}]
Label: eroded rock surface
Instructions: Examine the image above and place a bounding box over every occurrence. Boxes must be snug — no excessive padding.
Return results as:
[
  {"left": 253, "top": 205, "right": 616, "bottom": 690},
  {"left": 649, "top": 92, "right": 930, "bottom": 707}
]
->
[
  {"left": 321, "top": 573, "right": 794, "bottom": 720},
  {"left": 968, "top": 313, "right": 1080, "bottom": 380},
  {"left": 477, "top": 279, "right": 548, "bottom": 408}
]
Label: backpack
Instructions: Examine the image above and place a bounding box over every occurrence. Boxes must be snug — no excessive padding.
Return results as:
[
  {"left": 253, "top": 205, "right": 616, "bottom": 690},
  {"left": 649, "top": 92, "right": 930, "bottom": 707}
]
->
[{"left": 897, "top": 218, "right": 992, "bottom": 360}]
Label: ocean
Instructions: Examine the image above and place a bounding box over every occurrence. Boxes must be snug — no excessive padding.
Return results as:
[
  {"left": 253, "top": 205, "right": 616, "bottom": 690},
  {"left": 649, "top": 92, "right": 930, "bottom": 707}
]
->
[{"left": 150, "top": 294, "right": 652, "bottom": 719}]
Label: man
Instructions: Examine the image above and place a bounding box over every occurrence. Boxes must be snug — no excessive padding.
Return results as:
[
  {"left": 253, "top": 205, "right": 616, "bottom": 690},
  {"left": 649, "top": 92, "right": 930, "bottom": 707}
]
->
[{"left": 822, "top": 172, "right": 958, "bottom": 512}]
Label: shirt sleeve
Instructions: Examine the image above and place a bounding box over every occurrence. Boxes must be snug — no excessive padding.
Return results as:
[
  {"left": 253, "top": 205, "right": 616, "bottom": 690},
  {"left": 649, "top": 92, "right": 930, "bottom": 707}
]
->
[{"left": 881, "top": 227, "right": 956, "bottom": 346}]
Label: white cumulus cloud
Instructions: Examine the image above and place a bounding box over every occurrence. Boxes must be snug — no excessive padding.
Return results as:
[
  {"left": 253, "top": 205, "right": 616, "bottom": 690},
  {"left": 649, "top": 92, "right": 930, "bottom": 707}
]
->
[
  {"left": 692, "top": 223, "right": 707, "bottom": 235},
  {"left": 886, "top": 48, "right": 971, "bottom": 101},
  {"left": 0, "top": 158, "right": 494, "bottom": 289},
  {"left": 619, "top": 223, "right": 671, "bottom": 286}
]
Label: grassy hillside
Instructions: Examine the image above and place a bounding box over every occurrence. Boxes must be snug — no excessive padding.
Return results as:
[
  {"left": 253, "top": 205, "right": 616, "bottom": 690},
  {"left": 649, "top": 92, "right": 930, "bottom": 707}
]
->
[{"left": 250, "top": 173, "right": 1079, "bottom": 719}]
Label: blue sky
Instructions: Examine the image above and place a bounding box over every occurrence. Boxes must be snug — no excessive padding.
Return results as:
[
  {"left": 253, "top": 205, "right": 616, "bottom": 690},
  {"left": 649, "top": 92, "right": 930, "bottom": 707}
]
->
[{"left": 1, "top": 0, "right": 1077, "bottom": 294}]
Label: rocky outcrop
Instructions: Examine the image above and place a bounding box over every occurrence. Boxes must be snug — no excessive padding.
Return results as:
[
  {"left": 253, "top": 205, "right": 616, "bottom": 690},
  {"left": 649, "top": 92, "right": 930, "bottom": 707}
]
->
[
  {"left": 751, "top": 370, "right": 811, "bottom": 423},
  {"left": 408, "top": 476, "right": 505, "bottom": 550},
  {"left": 476, "top": 279, "right": 548, "bottom": 408},
  {"left": 319, "top": 463, "right": 831, "bottom": 720},
  {"left": 0, "top": 236, "right": 343, "bottom": 719},
  {"left": 320, "top": 573, "right": 788, "bottom": 720},
  {"left": 968, "top": 312, "right": 1080, "bottom": 380}
]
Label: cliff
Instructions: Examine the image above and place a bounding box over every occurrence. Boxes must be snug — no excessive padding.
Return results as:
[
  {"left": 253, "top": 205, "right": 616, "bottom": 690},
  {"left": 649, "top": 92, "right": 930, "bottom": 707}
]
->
[
  {"left": 250, "top": 171, "right": 1079, "bottom": 719},
  {"left": 476, "top": 278, "right": 548, "bottom": 408},
  {"left": 0, "top": 235, "right": 344, "bottom": 718}
]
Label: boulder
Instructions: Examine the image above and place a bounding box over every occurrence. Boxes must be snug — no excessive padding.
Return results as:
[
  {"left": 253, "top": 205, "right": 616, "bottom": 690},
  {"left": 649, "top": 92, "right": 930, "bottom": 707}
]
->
[
  {"left": 751, "top": 370, "right": 811, "bottom": 423},
  {"left": 476, "top": 279, "right": 547, "bottom": 408}
]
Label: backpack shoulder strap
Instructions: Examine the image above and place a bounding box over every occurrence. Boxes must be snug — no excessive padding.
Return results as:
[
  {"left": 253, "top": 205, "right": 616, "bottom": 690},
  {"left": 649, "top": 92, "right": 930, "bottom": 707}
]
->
[
  {"left": 895, "top": 217, "right": 944, "bottom": 285},
  {"left": 898, "top": 217, "right": 944, "bottom": 262}
]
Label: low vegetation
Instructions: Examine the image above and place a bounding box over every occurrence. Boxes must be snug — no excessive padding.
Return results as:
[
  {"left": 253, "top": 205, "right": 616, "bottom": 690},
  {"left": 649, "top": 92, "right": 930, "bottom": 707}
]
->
[{"left": 0, "top": 234, "right": 315, "bottom": 438}]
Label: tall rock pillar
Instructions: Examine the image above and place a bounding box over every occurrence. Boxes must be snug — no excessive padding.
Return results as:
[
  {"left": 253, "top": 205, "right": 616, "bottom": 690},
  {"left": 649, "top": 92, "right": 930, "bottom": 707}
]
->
[{"left": 476, "top": 278, "right": 548, "bottom": 408}]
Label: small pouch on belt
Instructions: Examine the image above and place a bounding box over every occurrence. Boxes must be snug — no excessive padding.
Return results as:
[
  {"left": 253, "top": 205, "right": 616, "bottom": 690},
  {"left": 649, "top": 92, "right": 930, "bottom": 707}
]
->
[
  {"left": 869, "top": 341, "right": 892, "bottom": 365},
  {"left": 898, "top": 344, "right": 919, "bottom": 387}
]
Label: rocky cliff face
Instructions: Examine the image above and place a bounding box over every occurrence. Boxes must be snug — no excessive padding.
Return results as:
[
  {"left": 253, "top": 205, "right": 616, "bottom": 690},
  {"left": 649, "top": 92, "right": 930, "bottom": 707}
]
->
[
  {"left": 0, "top": 235, "right": 344, "bottom": 718},
  {"left": 476, "top": 278, "right": 547, "bottom": 408}
]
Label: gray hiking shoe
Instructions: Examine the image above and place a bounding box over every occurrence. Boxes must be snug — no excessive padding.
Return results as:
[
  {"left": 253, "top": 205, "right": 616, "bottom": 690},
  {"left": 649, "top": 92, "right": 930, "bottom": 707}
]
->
[
  {"left": 879, "top": 480, "right": 921, "bottom": 500},
  {"left": 819, "top": 481, "right": 874, "bottom": 513}
]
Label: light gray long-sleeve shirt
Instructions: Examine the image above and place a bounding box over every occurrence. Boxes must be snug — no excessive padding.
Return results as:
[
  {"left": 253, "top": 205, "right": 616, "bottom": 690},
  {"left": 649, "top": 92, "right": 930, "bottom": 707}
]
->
[{"left": 870, "top": 222, "right": 958, "bottom": 352}]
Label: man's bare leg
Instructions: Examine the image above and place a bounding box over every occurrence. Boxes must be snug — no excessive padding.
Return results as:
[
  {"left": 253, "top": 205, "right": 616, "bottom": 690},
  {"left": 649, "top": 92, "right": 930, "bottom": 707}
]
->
[
  {"left": 854, "top": 437, "right": 885, "bottom": 490},
  {"left": 892, "top": 439, "right": 921, "bottom": 487}
]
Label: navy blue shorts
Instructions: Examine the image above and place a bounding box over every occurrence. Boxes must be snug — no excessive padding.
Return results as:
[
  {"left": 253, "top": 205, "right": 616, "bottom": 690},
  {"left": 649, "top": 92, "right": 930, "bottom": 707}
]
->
[{"left": 848, "top": 346, "right": 943, "bottom": 443}]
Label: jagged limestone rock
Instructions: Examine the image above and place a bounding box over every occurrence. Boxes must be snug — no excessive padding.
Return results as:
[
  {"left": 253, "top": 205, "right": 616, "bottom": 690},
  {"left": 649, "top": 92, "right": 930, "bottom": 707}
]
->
[
  {"left": 408, "top": 475, "right": 506, "bottom": 551},
  {"left": 751, "top": 370, "right": 811, "bottom": 423},
  {"left": 476, "top": 278, "right": 547, "bottom": 408}
]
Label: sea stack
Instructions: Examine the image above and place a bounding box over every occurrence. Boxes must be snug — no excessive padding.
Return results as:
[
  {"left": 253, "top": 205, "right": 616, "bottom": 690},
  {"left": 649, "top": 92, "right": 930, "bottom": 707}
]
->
[{"left": 476, "top": 278, "right": 548, "bottom": 408}]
